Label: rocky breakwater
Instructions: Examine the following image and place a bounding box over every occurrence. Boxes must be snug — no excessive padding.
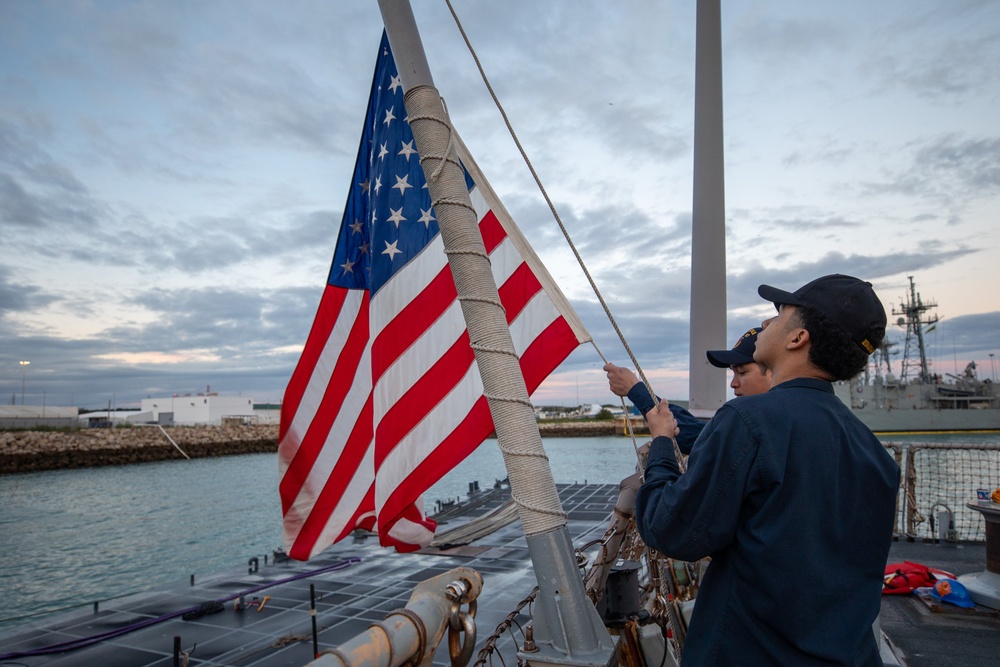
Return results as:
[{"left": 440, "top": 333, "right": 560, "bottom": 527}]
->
[
  {"left": 1, "top": 421, "right": 634, "bottom": 474},
  {"left": 0, "top": 425, "right": 280, "bottom": 474},
  {"left": 535, "top": 420, "right": 623, "bottom": 437}
]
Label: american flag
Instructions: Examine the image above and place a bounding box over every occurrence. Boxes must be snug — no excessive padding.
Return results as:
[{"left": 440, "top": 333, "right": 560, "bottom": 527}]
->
[{"left": 277, "top": 33, "right": 590, "bottom": 558}]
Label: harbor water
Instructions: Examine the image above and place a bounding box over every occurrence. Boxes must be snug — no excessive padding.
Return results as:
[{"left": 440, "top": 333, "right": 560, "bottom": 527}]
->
[
  {"left": 2, "top": 432, "right": 997, "bottom": 632},
  {"left": 0, "top": 436, "right": 640, "bottom": 631}
]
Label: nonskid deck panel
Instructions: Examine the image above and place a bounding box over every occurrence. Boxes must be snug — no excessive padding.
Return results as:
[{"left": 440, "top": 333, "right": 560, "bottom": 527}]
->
[{"left": 0, "top": 483, "right": 618, "bottom": 666}]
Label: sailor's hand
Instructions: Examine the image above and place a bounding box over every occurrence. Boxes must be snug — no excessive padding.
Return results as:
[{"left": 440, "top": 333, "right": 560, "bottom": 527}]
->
[
  {"left": 604, "top": 362, "right": 640, "bottom": 397},
  {"left": 645, "top": 399, "right": 679, "bottom": 439}
]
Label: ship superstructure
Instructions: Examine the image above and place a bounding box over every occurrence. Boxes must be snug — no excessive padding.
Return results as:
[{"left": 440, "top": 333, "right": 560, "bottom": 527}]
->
[{"left": 834, "top": 277, "right": 999, "bottom": 433}]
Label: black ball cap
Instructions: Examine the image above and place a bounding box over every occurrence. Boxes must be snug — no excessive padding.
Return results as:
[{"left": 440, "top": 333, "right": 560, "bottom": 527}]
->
[
  {"left": 758, "top": 274, "right": 886, "bottom": 355},
  {"left": 706, "top": 328, "right": 759, "bottom": 368}
]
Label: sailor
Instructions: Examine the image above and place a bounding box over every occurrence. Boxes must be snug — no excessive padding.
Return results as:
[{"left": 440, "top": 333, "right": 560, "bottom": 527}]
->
[
  {"left": 635, "top": 274, "right": 899, "bottom": 666},
  {"left": 604, "top": 327, "right": 771, "bottom": 453}
]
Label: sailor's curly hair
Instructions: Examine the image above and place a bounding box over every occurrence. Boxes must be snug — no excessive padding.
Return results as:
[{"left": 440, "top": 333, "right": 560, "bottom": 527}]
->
[{"left": 792, "top": 304, "right": 884, "bottom": 381}]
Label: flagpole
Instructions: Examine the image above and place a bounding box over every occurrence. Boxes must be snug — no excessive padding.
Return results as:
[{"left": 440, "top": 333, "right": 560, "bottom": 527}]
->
[{"left": 377, "top": 1, "right": 612, "bottom": 664}]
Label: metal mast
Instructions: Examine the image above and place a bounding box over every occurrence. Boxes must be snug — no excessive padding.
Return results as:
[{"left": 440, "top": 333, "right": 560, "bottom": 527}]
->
[
  {"left": 688, "top": 0, "right": 728, "bottom": 415},
  {"left": 377, "top": 2, "right": 612, "bottom": 665},
  {"left": 894, "top": 276, "right": 938, "bottom": 384}
]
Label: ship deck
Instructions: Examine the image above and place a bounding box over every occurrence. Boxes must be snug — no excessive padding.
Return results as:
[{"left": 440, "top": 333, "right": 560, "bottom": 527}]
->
[
  {"left": 881, "top": 539, "right": 997, "bottom": 667},
  {"left": 0, "top": 483, "right": 615, "bottom": 666},
  {"left": 1, "top": 483, "right": 997, "bottom": 666}
]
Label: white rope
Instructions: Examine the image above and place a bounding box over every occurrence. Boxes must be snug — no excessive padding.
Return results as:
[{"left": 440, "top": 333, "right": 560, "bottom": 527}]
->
[{"left": 406, "top": 83, "right": 569, "bottom": 531}]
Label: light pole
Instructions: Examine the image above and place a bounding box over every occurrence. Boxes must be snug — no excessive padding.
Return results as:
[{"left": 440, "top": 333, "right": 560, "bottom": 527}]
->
[
  {"left": 990, "top": 353, "right": 996, "bottom": 383},
  {"left": 19, "top": 360, "right": 30, "bottom": 405}
]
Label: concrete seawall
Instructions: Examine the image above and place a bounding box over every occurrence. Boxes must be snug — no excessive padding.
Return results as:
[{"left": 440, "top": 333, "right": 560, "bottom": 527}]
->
[{"left": 1, "top": 421, "right": 636, "bottom": 474}]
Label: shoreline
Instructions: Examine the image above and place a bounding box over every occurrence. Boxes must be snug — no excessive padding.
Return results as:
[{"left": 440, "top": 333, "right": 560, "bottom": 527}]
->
[
  {"left": 0, "top": 421, "right": 638, "bottom": 475},
  {"left": 0, "top": 425, "right": 279, "bottom": 475}
]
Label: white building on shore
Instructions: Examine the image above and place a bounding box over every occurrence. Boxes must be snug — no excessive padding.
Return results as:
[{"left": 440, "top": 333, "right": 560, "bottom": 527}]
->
[{"left": 140, "top": 394, "right": 256, "bottom": 426}]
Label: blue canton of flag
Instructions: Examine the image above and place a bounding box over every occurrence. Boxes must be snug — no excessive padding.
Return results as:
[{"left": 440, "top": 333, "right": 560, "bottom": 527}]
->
[{"left": 332, "top": 38, "right": 447, "bottom": 293}]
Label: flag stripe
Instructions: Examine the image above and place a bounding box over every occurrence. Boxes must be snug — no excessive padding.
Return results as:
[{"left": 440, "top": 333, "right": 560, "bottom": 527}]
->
[
  {"left": 379, "top": 316, "right": 577, "bottom": 525},
  {"left": 375, "top": 291, "right": 570, "bottom": 515},
  {"left": 281, "top": 340, "right": 373, "bottom": 546},
  {"left": 279, "top": 291, "right": 370, "bottom": 512},
  {"left": 370, "top": 209, "right": 507, "bottom": 385},
  {"left": 288, "top": 408, "right": 374, "bottom": 558},
  {"left": 372, "top": 265, "right": 458, "bottom": 383},
  {"left": 380, "top": 398, "right": 490, "bottom": 540},
  {"left": 370, "top": 232, "right": 546, "bottom": 475},
  {"left": 279, "top": 285, "right": 349, "bottom": 443},
  {"left": 367, "top": 211, "right": 530, "bottom": 476},
  {"left": 374, "top": 331, "right": 475, "bottom": 467},
  {"left": 279, "top": 289, "right": 365, "bottom": 455}
]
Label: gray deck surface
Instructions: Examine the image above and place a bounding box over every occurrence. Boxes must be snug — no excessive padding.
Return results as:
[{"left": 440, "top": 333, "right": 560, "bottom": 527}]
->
[
  {"left": 881, "top": 539, "right": 998, "bottom": 667},
  {"left": 0, "top": 483, "right": 616, "bottom": 666},
  {"left": 2, "top": 483, "right": 997, "bottom": 666}
]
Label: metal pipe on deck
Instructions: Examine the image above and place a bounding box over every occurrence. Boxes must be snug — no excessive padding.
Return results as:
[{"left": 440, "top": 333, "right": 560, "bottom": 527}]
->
[{"left": 307, "top": 568, "right": 482, "bottom": 667}]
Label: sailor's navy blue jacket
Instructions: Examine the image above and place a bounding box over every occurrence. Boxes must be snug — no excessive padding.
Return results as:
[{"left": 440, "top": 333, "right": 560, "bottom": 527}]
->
[{"left": 635, "top": 378, "right": 899, "bottom": 666}]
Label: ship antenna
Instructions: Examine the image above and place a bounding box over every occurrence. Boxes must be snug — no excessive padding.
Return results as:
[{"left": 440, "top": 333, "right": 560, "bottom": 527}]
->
[{"left": 894, "top": 276, "right": 938, "bottom": 384}]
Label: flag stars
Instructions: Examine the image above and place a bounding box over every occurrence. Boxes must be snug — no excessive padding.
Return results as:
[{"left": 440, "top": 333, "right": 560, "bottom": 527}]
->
[
  {"left": 383, "top": 106, "right": 396, "bottom": 126},
  {"left": 373, "top": 175, "right": 382, "bottom": 195},
  {"left": 418, "top": 208, "right": 436, "bottom": 228},
  {"left": 388, "top": 74, "right": 402, "bottom": 94},
  {"left": 392, "top": 174, "right": 413, "bottom": 194},
  {"left": 349, "top": 219, "right": 364, "bottom": 235},
  {"left": 340, "top": 257, "right": 357, "bottom": 274},
  {"left": 359, "top": 178, "right": 370, "bottom": 193},
  {"left": 377, "top": 142, "right": 388, "bottom": 160},
  {"left": 359, "top": 241, "right": 370, "bottom": 255},
  {"left": 398, "top": 140, "right": 417, "bottom": 161},
  {"left": 387, "top": 207, "right": 407, "bottom": 227},
  {"left": 382, "top": 239, "right": 402, "bottom": 260}
]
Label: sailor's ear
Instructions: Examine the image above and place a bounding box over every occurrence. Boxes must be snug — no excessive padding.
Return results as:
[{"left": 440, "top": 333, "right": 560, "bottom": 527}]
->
[{"left": 786, "top": 326, "right": 810, "bottom": 350}]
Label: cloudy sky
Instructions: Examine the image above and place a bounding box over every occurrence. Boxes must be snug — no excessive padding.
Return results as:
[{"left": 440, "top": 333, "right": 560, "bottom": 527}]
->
[{"left": 2, "top": 0, "right": 998, "bottom": 410}]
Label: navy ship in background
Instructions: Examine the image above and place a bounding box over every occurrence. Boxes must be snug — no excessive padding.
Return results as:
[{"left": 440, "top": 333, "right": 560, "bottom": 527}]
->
[{"left": 834, "top": 277, "right": 1000, "bottom": 433}]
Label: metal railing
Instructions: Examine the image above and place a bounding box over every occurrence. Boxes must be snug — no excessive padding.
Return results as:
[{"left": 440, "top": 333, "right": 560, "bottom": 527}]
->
[{"left": 885, "top": 441, "right": 1000, "bottom": 541}]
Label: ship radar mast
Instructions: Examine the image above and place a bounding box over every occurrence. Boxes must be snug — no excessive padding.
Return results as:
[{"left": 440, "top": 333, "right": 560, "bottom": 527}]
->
[{"left": 893, "top": 276, "right": 938, "bottom": 384}]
